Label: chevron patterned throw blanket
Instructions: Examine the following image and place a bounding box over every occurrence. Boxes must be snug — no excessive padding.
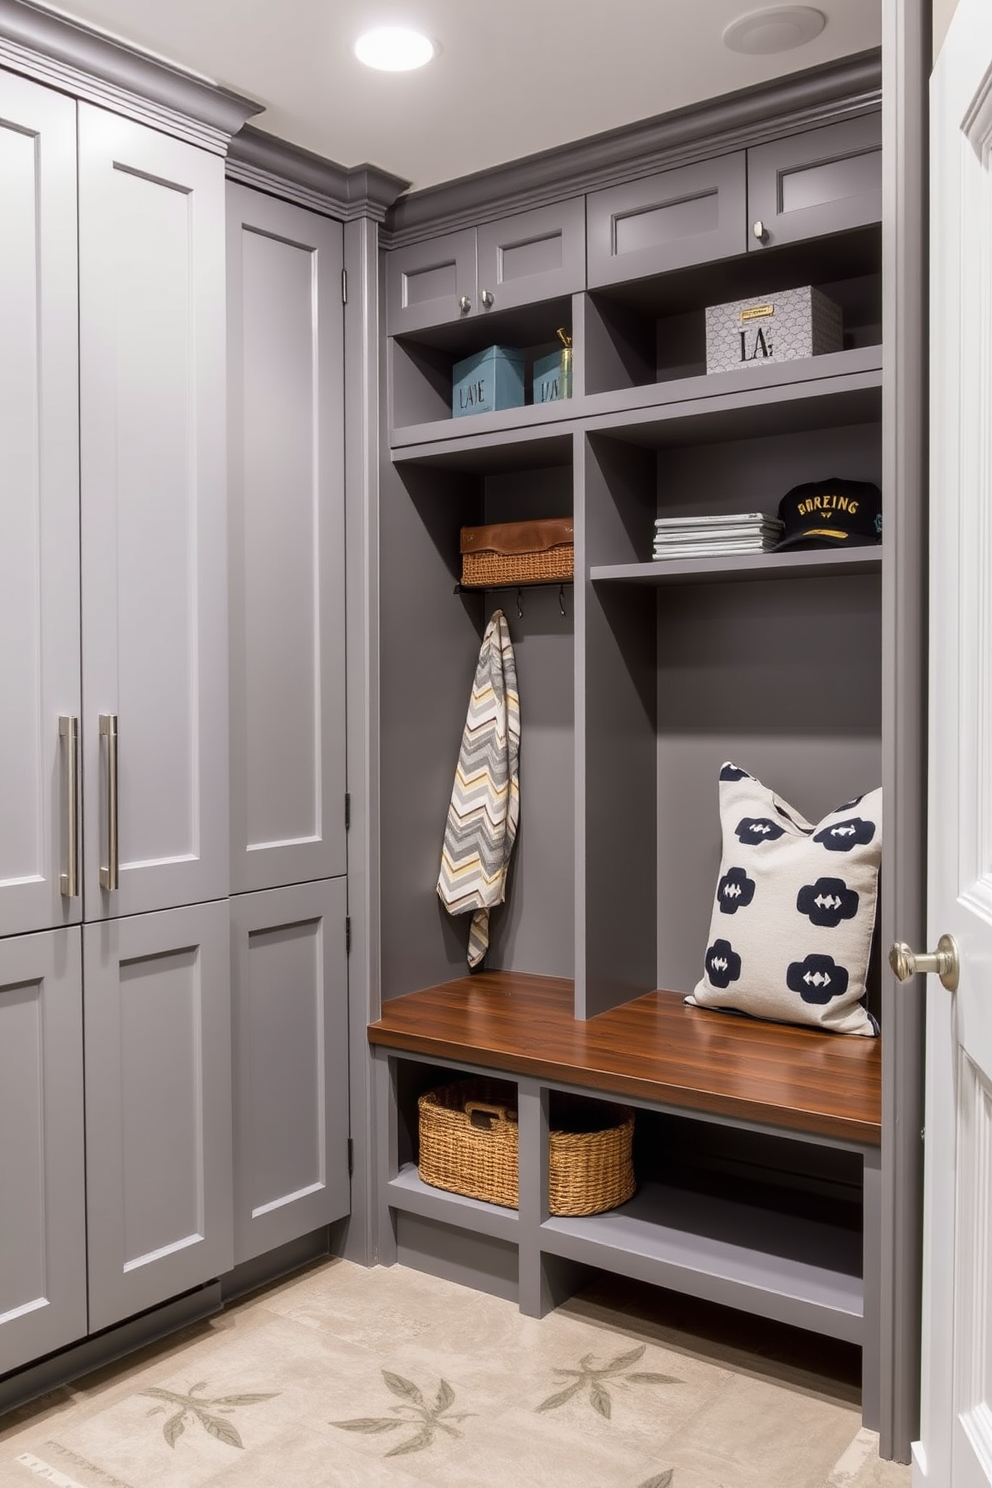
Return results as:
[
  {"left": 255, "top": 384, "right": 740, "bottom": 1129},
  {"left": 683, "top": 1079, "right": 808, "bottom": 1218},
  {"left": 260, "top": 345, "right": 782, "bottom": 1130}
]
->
[{"left": 437, "top": 610, "right": 520, "bottom": 968}]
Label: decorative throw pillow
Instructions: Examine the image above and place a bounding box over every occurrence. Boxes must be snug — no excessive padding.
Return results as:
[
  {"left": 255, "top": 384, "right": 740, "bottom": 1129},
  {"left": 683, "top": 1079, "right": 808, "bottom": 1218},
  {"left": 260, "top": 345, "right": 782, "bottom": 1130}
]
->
[{"left": 686, "top": 763, "right": 882, "bottom": 1036}]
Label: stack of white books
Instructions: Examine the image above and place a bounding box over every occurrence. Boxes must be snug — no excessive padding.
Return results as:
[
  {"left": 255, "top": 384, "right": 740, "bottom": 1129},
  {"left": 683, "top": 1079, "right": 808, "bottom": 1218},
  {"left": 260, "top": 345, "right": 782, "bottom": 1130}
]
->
[{"left": 652, "top": 512, "right": 784, "bottom": 560}]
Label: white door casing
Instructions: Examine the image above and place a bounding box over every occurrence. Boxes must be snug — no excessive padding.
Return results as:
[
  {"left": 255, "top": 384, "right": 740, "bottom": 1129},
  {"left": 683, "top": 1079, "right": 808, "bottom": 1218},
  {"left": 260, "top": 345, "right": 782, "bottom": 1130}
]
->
[{"left": 916, "top": 0, "right": 992, "bottom": 1482}]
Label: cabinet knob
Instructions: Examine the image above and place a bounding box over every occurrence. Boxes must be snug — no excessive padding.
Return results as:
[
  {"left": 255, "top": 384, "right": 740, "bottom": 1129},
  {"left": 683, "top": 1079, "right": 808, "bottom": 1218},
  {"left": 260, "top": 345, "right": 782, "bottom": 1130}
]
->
[
  {"left": 480, "top": 289, "right": 495, "bottom": 308},
  {"left": 889, "top": 933, "right": 960, "bottom": 992},
  {"left": 753, "top": 220, "right": 769, "bottom": 244},
  {"left": 458, "top": 295, "right": 472, "bottom": 313}
]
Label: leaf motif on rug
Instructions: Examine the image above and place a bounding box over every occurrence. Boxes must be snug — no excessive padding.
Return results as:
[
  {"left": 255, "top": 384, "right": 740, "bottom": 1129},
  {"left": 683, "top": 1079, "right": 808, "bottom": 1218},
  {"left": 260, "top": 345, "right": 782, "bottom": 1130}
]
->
[
  {"left": 330, "top": 1370, "right": 474, "bottom": 1457},
  {"left": 536, "top": 1345, "right": 682, "bottom": 1418},
  {"left": 139, "top": 1381, "right": 278, "bottom": 1450}
]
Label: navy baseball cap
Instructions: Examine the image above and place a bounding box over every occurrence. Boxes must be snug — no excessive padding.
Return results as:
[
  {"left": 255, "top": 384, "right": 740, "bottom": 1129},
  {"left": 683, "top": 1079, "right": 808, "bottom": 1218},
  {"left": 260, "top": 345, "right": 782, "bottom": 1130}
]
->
[{"left": 774, "top": 478, "right": 882, "bottom": 550}]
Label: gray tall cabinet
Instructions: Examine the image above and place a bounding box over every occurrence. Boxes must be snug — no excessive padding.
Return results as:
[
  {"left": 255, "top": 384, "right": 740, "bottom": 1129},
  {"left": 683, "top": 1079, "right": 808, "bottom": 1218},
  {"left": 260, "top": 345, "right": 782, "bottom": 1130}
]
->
[
  {"left": 0, "top": 4, "right": 403, "bottom": 1394},
  {"left": 0, "top": 61, "right": 244, "bottom": 1366}
]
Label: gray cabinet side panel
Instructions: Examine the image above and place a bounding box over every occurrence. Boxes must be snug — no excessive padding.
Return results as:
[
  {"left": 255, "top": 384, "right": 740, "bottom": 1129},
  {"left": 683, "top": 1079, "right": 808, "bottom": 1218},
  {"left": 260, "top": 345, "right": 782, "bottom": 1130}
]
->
[
  {"left": 587, "top": 153, "right": 747, "bottom": 288},
  {"left": 385, "top": 227, "right": 477, "bottom": 335},
  {"left": 476, "top": 197, "right": 586, "bottom": 313},
  {"left": 227, "top": 184, "right": 346, "bottom": 893},
  {"left": 84, "top": 901, "right": 233, "bottom": 1332},
  {"left": 0, "top": 73, "right": 80, "bottom": 940},
  {"left": 747, "top": 113, "right": 883, "bottom": 250},
  {"left": 0, "top": 927, "right": 86, "bottom": 1374},
  {"left": 341, "top": 215, "right": 382, "bottom": 1264},
  {"left": 232, "top": 879, "right": 349, "bottom": 1264}
]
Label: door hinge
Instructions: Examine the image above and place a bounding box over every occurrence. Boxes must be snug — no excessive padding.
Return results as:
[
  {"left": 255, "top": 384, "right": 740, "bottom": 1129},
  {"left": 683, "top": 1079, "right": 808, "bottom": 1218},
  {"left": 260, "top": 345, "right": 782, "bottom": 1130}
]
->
[
  {"left": 347, "top": 1137, "right": 354, "bottom": 1176},
  {"left": 345, "top": 792, "right": 351, "bottom": 830},
  {"left": 346, "top": 916, "right": 351, "bottom": 954},
  {"left": 341, "top": 267, "right": 348, "bottom": 304}
]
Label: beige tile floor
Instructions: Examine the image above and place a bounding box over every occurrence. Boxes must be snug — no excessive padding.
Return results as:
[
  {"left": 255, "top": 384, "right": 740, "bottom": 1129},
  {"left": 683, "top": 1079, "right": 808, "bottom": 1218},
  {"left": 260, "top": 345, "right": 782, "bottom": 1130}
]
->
[{"left": 0, "top": 1261, "right": 912, "bottom": 1488}]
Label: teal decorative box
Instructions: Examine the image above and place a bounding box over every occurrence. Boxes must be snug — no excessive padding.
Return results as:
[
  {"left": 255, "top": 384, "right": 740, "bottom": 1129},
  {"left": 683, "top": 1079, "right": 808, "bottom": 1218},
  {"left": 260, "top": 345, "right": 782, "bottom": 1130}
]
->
[
  {"left": 533, "top": 349, "right": 569, "bottom": 404},
  {"left": 452, "top": 345, "right": 525, "bottom": 418}
]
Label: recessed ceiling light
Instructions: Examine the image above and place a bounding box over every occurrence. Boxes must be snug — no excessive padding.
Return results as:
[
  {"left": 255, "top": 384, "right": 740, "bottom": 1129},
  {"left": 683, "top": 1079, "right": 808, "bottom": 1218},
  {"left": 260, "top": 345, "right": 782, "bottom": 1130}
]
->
[
  {"left": 354, "top": 26, "right": 437, "bottom": 71},
  {"left": 723, "top": 6, "right": 826, "bottom": 55}
]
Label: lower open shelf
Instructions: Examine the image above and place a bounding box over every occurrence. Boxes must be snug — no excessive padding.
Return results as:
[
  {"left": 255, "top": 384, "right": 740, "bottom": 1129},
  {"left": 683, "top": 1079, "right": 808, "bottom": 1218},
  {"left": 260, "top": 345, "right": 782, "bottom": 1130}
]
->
[
  {"left": 541, "top": 1178, "right": 863, "bottom": 1344},
  {"left": 388, "top": 1162, "right": 520, "bottom": 1241}
]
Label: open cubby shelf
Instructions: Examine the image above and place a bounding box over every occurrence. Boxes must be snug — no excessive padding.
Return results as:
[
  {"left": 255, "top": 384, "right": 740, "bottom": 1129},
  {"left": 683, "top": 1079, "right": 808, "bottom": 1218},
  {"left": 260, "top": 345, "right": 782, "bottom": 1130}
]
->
[{"left": 591, "top": 545, "right": 882, "bottom": 587}]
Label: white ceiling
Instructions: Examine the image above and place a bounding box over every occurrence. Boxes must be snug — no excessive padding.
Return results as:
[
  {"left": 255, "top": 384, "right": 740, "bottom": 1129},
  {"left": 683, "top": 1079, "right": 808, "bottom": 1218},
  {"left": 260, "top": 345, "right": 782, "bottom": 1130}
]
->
[{"left": 48, "top": 0, "right": 881, "bottom": 191}]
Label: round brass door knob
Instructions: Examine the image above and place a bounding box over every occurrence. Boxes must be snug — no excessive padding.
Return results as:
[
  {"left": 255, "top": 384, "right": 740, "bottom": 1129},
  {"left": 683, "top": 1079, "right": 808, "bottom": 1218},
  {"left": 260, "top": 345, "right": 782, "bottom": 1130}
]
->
[{"left": 889, "top": 933, "right": 960, "bottom": 992}]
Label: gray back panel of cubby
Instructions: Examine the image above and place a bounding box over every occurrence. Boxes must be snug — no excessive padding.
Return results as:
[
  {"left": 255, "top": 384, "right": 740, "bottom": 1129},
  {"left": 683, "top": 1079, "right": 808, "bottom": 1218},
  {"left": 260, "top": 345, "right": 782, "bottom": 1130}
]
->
[
  {"left": 655, "top": 572, "right": 883, "bottom": 996},
  {"left": 378, "top": 460, "right": 574, "bottom": 998}
]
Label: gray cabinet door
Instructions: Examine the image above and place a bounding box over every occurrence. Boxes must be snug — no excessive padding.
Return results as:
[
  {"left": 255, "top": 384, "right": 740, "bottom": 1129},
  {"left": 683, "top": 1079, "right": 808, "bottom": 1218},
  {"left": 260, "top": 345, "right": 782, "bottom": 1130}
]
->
[
  {"left": 587, "top": 153, "right": 747, "bottom": 287},
  {"left": 231, "top": 879, "right": 349, "bottom": 1263},
  {"left": 227, "top": 186, "right": 347, "bottom": 893},
  {"left": 386, "top": 227, "right": 477, "bottom": 335},
  {"left": 0, "top": 928, "right": 86, "bottom": 1374},
  {"left": 84, "top": 901, "right": 233, "bottom": 1332},
  {"left": 0, "top": 73, "right": 81, "bottom": 939},
  {"left": 78, "top": 104, "right": 229, "bottom": 923},
  {"left": 475, "top": 198, "right": 585, "bottom": 314},
  {"left": 747, "top": 113, "right": 882, "bottom": 250}
]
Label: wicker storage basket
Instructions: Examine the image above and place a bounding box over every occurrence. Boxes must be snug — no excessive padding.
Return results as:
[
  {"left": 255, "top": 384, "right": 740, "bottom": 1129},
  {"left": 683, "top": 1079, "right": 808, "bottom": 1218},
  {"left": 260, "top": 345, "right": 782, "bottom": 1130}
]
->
[
  {"left": 459, "top": 518, "right": 574, "bottom": 589},
  {"left": 417, "top": 1079, "right": 635, "bottom": 1216}
]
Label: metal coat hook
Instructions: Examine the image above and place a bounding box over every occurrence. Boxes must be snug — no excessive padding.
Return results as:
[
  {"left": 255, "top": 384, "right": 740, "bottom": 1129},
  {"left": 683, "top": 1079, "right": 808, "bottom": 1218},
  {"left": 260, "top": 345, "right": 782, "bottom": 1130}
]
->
[
  {"left": 558, "top": 584, "right": 567, "bottom": 617},
  {"left": 516, "top": 588, "right": 523, "bottom": 619}
]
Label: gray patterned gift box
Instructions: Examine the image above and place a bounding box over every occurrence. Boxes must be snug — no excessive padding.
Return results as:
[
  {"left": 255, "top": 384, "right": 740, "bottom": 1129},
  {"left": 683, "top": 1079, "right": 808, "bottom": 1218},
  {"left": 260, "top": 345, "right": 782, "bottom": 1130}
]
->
[{"left": 705, "top": 285, "right": 843, "bottom": 373}]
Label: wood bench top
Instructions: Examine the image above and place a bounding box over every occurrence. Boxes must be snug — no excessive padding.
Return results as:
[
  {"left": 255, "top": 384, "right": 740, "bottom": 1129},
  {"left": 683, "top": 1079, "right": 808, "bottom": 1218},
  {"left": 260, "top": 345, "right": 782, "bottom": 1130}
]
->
[{"left": 368, "top": 971, "right": 882, "bottom": 1147}]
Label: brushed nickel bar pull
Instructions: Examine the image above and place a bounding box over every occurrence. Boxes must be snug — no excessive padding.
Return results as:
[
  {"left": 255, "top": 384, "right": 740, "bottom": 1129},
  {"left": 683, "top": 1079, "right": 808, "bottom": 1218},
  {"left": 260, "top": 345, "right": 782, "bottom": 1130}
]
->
[
  {"left": 99, "top": 713, "right": 119, "bottom": 892},
  {"left": 58, "top": 715, "right": 79, "bottom": 898}
]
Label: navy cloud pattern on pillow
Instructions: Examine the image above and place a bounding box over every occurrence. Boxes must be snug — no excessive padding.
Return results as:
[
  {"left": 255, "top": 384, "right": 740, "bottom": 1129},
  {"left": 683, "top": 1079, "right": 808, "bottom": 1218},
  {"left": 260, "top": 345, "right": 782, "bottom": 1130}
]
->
[
  {"left": 813, "top": 817, "right": 876, "bottom": 851},
  {"left": 736, "top": 817, "right": 785, "bottom": 845},
  {"left": 797, "top": 877, "right": 859, "bottom": 927},
  {"left": 689, "top": 763, "right": 882, "bottom": 1037},
  {"left": 718, "top": 867, "right": 755, "bottom": 913},
  {"left": 705, "top": 939, "right": 741, "bottom": 989}
]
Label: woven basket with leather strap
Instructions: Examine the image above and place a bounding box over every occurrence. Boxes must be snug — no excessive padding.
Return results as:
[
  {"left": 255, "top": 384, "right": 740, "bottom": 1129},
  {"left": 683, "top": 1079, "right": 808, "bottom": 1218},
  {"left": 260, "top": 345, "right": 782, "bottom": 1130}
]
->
[
  {"left": 459, "top": 517, "right": 574, "bottom": 589},
  {"left": 417, "top": 1078, "right": 635, "bottom": 1216}
]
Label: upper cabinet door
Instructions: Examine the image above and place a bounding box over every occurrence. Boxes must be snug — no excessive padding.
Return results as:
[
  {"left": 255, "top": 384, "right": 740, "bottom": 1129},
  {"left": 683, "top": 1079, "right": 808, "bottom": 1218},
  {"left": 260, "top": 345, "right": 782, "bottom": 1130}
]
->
[
  {"left": 227, "top": 186, "right": 346, "bottom": 893},
  {"left": 746, "top": 114, "right": 882, "bottom": 251},
  {"left": 587, "top": 153, "right": 748, "bottom": 287},
  {"left": 0, "top": 75, "right": 81, "bottom": 939},
  {"left": 475, "top": 198, "right": 586, "bottom": 315},
  {"left": 77, "top": 105, "right": 229, "bottom": 921},
  {"left": 386, "top": 227, "right": 477, "bottom": 335}
]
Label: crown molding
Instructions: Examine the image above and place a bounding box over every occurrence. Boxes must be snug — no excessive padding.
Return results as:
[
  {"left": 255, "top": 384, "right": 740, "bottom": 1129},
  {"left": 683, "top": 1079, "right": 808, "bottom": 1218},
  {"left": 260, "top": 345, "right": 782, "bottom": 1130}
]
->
[
  {"left": 384, "top": 49, "right": 882, "bottom": 246},
  {"left": 226, "top": 126, "right": 409, "bottom": 222},
  {"left": 0, "top": 0, "right": 262, "bottom": 152}
]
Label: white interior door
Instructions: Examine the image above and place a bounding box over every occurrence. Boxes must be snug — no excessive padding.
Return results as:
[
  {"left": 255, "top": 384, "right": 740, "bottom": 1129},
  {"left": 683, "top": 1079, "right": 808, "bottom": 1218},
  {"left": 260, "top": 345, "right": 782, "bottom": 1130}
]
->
[{"left": 916, "top": 1, "right": 992, "bottom": 1482}]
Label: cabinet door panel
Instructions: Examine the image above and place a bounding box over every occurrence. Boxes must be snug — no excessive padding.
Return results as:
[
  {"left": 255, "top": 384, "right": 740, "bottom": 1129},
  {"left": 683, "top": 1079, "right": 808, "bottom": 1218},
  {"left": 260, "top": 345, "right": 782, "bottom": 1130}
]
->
[
  {"left": 587, "top": 153, "right": 747, "bottom": 286},
  {"left": 476, "top": 198, "right": 585, "bottom": 313},
  {"left": 84, "top": 902, "right": 232, "bottom": 1332},
  {"left": 0, "top": 928, "right": 86, "bottom": 1374},
  {"left": 747, "top": 114, "right": 882, "bottom": 249},
  {"left": 0, "top": 74, "right": 80, "bottom": 938},
  {"left": 232, "top": 879, "right": 349, "bottom": 1263},
  {"left": 78, "top": 105, "right": 228, "bottom": 921},
  {"left": 386, "top": 228, "right": 477, "bottom": 334},
  {"left": 227, "top": 187, "right": 346, "bottom": 892}
]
